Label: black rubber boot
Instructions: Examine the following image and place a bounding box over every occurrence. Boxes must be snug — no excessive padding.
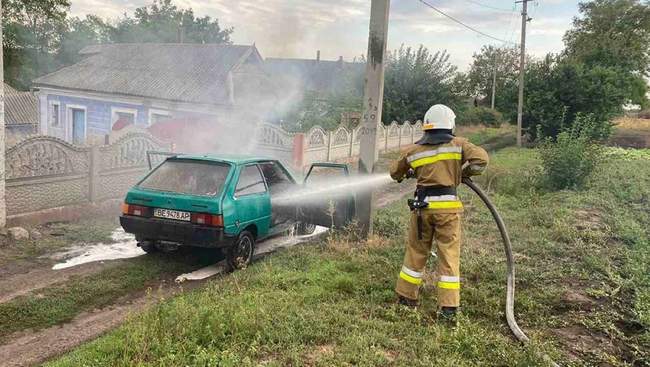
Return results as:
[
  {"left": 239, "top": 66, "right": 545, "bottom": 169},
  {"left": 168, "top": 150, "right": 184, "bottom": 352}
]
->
[
  {"left": 438, "top": 306, "right": 458, "bottom": 323},
  {"left": 397, "top": 295, "right": 419, "bottom": 308}
]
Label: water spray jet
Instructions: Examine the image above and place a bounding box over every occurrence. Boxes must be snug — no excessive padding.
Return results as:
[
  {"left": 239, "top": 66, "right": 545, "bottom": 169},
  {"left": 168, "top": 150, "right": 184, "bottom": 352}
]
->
[{"left": 271, "top": 173, "right": 393, "bottom": 207}]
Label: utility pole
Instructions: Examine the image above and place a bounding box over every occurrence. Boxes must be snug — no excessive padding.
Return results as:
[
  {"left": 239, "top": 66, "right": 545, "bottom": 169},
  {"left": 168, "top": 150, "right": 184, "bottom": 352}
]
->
[
  {"left": 357, "top": 0, "right": 390, "bottom": 238},
  {"left": 0, "top": 0, "right": 6, "bottom": 228},
  {"left": 515, "top": 0, "right": 530, "bottom": 147},
  {"left": 491, "top": 49, "right": 498, "bottom": 110}
]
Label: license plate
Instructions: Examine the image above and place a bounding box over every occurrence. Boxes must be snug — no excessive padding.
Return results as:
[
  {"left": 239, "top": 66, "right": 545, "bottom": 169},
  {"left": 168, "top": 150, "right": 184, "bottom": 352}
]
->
[{"left": 153, "top": 208, "right": 191, "bottom": 222}]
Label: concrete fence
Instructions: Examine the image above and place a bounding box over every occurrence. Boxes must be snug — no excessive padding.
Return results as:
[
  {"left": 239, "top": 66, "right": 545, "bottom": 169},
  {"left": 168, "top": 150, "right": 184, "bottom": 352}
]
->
[
  {"left": 5, "top": 132, "right": 169, "bottom": 223},
  {"left": 296, "top": 121, "right": 424, "bottom": 168},
  {"left": 4, "top": 121, "right": 422, "bottom": 224}
]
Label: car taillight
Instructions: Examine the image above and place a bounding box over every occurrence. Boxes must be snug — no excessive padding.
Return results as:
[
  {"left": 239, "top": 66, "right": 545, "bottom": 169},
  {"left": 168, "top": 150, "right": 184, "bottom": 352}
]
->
[
  {"left": 191, "top": 213, "right": 223, "bottom": 227},
  {"left": 122, "top": 203, "right": 150, "bottom": 217}
]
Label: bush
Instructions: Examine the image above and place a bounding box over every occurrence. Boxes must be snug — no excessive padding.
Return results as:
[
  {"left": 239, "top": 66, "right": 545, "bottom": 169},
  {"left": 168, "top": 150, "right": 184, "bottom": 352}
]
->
[
  {"left": 538, "top": 114, "right": 604, "bottom": 190},
  {"left": 523, "top": 57, "right": 640, "bottom": 141},
  {"left": 457, "top": 106, "right": 503, "bottom": 127}
]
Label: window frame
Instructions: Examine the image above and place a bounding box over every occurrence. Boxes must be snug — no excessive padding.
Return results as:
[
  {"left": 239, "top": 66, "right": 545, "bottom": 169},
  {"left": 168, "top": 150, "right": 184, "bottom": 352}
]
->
[
  {"left": 234, "top": 164, "right": 268, "bottom": 198},
  {"left": 148, "top": 109, "right": 171, "bottom": 126},
  {"left": 111, "top": 107, "right": 138, "bottom": 128},
  {"left": 49, "top": 101, "right": 61, "bottom": 127},
  {"left": 137, "top": 158, "right": 231, "bottom": 197}
]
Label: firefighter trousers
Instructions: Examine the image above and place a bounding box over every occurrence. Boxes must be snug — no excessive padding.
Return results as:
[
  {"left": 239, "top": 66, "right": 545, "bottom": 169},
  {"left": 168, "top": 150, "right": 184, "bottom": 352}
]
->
[{"left": 395, "top": 210, "right": 461, "bottom": 307}]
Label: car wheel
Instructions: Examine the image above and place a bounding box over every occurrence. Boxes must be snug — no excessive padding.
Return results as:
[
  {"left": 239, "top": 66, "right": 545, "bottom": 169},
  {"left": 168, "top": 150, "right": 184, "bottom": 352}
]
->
[
  {"left": 296, "top": 222, "right": 316, "bottom": 236},
  {"left": 227, "top": 231, "right": 255, "bottom": 270},
  {"left": 139, "top": 241, "right": 158, "bottom": 254}
]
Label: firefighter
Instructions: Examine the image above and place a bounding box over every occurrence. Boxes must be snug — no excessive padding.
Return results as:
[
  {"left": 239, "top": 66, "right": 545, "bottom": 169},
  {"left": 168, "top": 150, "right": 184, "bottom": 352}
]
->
[{"left": 390, "top": 104, "right": 489, "bottom": 320}]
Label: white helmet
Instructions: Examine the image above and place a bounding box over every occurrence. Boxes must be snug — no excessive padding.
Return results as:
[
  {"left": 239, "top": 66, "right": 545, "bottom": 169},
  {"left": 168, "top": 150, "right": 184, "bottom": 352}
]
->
[{"left": 423, "top": 104, "right": 456, "bottom": 130}]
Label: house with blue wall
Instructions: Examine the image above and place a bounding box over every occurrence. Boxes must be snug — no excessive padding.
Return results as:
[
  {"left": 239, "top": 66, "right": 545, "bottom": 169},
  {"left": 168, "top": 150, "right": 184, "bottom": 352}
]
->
[{"left": 33, "top": 43, "right": 277, "bottom": 145}]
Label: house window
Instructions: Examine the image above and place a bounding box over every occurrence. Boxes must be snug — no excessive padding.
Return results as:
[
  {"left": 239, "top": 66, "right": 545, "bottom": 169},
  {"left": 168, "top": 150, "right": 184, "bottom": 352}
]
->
[
  {"left": 149, "top": 109, "right": 172, "bottom": 125},
  {"left": 50, "top": 102, "right": 60, "bottom": 127},
  {"left": 111, "top": 107, "right": 138, "bottom": 131}
]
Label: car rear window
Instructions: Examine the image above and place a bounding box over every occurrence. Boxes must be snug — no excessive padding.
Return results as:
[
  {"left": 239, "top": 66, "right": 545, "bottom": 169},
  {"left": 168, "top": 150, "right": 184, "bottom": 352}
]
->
[{"left": 139, "top": 159, "right": 230, "bottom": 196}]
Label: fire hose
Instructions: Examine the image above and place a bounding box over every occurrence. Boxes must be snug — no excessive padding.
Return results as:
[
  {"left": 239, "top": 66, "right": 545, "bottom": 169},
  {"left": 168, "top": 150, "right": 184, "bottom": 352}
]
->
[{"left": 462, "top": 177, "right": 559, "bottom": 367}]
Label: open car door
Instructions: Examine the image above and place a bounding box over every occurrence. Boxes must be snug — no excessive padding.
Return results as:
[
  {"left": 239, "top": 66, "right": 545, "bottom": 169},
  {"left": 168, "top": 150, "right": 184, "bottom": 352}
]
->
[{"left": 298, "top": 163, "right": 356, "bottom": 228}]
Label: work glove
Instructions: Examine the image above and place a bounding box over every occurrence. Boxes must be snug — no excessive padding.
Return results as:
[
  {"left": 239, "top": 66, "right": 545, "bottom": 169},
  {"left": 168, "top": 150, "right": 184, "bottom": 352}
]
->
[
  {"left": 396, "top": 168, "right": 415, "bottom": 183},
  {"left": 406, "top": 168, "right": 416, "bottom": 179}
]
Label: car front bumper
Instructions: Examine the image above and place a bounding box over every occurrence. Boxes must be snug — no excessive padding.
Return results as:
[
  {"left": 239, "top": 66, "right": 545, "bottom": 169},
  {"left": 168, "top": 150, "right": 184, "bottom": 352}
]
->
[{"left": 120, "top": 215, "right": 235, "bottom": 248}]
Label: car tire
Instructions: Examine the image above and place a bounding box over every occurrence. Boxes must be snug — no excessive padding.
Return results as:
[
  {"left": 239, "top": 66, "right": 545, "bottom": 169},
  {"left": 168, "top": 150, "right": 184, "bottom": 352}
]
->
[
  {"left": 227, "top": 231, "right": 255, "bottom": 270},
  {"left": 139, "top": 241, "right": 158, "bottom": 254},
  {"left": 296, "top": 222, "right": 316, "bottom": 236}
]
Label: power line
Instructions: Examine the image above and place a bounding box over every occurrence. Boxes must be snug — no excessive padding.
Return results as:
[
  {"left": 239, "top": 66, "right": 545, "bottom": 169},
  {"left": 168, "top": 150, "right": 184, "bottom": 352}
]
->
[
  {"left": 416, "top": 0, "right": 517, "bottom": 45},
  {"left": 461, "top": 0, "right": 515, "bottom": 13}
]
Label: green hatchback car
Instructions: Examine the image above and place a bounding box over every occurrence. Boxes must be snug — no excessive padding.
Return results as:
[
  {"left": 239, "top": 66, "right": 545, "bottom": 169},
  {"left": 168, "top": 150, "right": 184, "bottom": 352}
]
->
[{"left": 120, "top": 154, "right": 354, "bottom": 269}]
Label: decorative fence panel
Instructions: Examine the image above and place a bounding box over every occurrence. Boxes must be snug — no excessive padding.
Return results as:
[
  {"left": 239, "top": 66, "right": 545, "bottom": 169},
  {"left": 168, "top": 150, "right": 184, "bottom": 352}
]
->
[
  {"left": 300, "top": 122, "right": 421, "bottom": 166},
  {"left": 6, "top": 133, "right": 168, "bottom": 218},
  {"left": 6, "top": 137, "right": 91, "bottom": 215},
  {"left": 254, "top": 124, "right": 295, "bottom": 167},
  {"left": 96, "top": 133, "right": 168, "bottom": 202}
]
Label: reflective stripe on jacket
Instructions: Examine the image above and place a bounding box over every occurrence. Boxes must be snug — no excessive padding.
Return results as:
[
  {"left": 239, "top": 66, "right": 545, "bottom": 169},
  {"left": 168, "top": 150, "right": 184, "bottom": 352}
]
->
[{"left": 389, "top": 136, "right": 489, "bottom": 213}]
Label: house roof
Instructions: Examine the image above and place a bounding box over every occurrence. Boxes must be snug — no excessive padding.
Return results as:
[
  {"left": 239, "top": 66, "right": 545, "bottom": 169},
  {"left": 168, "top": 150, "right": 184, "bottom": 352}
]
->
[
  {"left": 264, "top": 57, "right": 364, "bottom": 94},
  {"left": 4, "top": 83, "right": 19, "bottom": 96},
  {"left": 33, "top": 43, "right": 262, "bottom": 105},
  {"left": 4, "top": 83, "right": 38, "bottom": 126}
]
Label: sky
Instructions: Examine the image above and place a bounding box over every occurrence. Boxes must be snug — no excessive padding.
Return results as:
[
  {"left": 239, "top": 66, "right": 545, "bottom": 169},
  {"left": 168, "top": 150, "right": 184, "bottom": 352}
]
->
[{"left": 69, "top": 0, "right": 581, "bottom": 70}]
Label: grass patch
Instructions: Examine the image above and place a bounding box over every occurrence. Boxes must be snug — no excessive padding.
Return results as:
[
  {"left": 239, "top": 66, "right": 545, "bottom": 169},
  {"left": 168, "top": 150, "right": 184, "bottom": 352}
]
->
[
  {"left": 463, "top": 125, "right": 516, "bottom": 151},
  {"left": 0, "top": 250, "right": 211, "bottom": 341},
  {"left": 48, "top": 244, "right": 551, "bottom": 367}
]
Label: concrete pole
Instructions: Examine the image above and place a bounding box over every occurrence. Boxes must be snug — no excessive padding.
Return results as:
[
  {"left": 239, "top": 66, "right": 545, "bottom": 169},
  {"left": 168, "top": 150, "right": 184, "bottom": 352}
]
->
[
  {"left": 516, "top": 0, "right": 530, "bottom": 147},
  {"left": 0, "top": 0, "right": 6, "bottom": 228},
  {"left": 357, "top": 0, "right": 390, "bottom": 238},
  {"left": 491, "top": 50, "right": 497, "bottom": 110}
]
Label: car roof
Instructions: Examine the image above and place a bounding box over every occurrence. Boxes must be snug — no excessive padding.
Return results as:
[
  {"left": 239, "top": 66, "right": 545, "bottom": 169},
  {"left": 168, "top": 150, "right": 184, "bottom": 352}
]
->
[{"left": 171, "top": 153, "right": 277, "bottom": 165}]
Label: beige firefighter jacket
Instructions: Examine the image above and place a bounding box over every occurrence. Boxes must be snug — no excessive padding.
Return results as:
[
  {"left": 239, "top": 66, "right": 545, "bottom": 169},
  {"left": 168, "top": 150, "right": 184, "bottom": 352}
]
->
[{"left": 389, "top": 136, "right": 489, "bottom": 213}]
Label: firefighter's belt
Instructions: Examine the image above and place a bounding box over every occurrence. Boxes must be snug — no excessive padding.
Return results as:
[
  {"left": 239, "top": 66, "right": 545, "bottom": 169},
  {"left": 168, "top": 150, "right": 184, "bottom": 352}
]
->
[{"left": 417, "top": 186, "right": 457, "bottom": 197}]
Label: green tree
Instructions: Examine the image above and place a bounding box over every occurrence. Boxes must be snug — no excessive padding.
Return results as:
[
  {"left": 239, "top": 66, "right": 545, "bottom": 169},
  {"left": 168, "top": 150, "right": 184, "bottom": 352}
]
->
[
  {"left": 523, "top": 0, "right": 650, "bottom": 140},
  {"left": 564, "top": 0, "right": 650, "bottom": 76},
  {"left": 382, "top": 45, "right": 460, "bottom": 123},
  {"left": 563, "top": 0, "right": 649, "bottom": 108},
  {"left": 524, "top": 55, "right": 639, "bottom": 140},
  {"left": 111, "top": 0, "right": 233, "bottom": 44},
  {"left": 2, "top": 0, "right": 70, "bottom": 89},
  {"left": 58, "top": 15, "right": 113, "bottom": 66},
  {"left": 467, "top": 45, "right": 520, "bottom": 107},
  {"left": 279, "top": 90, "right": 363, "bottom": 132}
]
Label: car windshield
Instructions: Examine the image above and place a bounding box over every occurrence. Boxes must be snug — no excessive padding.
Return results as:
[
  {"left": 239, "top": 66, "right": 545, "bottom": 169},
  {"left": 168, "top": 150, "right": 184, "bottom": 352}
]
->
[{"left": 139, "top": 159, "right": 230, "bottom": 196}]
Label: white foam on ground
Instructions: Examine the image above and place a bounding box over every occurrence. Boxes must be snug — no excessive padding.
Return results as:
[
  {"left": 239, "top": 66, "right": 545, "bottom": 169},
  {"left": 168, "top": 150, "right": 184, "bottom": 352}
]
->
[
  {"left": 52, "top": 225, "right": 328, "bottom": 275},
  {"left": 51, "top": 228, "right": 143, "bottom": 270},
  {"left": 175, "top": 263, "right": 226, "bottom": 283}
]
